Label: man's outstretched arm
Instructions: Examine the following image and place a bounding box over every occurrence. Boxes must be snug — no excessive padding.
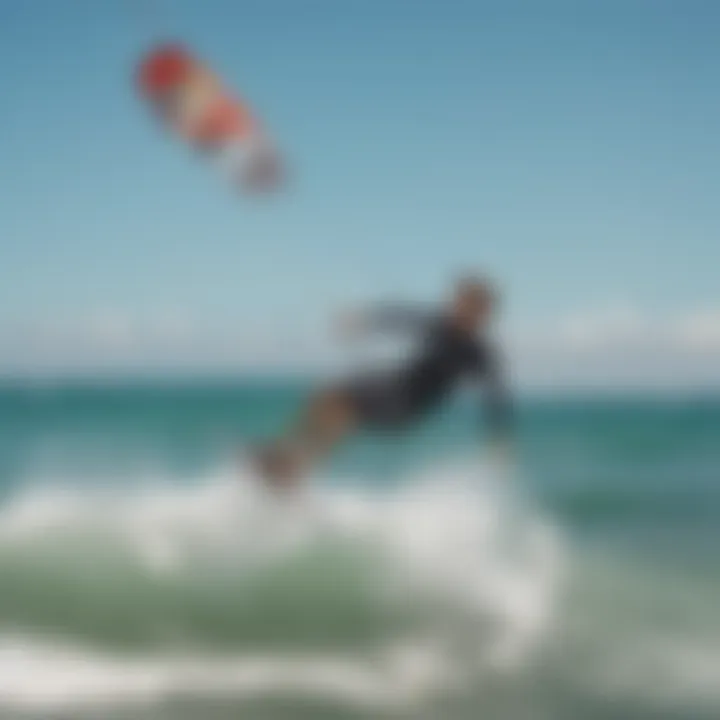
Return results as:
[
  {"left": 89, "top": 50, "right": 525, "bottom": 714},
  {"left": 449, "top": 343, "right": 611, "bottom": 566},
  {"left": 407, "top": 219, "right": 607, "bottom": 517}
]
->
[{"left": 337, "top": 303, "right": 435, "bottom": 339}]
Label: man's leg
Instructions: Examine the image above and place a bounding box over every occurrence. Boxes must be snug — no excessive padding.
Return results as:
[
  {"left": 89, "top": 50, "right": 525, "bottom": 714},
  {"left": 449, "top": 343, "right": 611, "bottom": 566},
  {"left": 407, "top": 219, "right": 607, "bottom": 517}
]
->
[
  {"left": 257, "top": 387, "right": 358, "bottom": 486},
  {"left": 294, "top": 388, "right": 358, "bottom": 457}
]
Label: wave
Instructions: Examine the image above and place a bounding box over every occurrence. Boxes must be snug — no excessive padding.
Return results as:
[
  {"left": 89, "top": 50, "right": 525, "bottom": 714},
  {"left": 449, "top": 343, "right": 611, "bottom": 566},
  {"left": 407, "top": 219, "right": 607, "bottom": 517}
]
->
[
  {"left": 0, "top": 636, "right": 462, "bottom": 713},
  {"left": 0, "top": 458, "right": 565, "bottom": 712},
  {"left": 1, "top": 460, "right": 719, "bottom": 717}
]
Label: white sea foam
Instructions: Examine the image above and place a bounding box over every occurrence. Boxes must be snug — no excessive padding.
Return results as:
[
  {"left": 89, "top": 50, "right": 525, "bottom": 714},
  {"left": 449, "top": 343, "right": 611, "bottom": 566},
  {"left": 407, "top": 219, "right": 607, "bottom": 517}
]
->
[
  {"left": 0, "top": 457, "right": 565, "bottom": 711},
  {"left": 0, "top": 637, "right": 458, "bottom": 712}
]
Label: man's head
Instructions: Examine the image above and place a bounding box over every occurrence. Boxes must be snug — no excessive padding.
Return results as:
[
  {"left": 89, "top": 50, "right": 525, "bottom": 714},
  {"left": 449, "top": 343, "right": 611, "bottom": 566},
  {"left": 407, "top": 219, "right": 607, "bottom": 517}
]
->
[{"left": 449, "top": 275, "right": 498, "bottom": 332}]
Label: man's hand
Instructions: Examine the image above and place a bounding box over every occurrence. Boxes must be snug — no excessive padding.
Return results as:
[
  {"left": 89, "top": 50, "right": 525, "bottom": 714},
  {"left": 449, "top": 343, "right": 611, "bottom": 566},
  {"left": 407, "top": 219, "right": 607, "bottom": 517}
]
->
[
  {"left": 487, "top": 437, "right": 514, "bottom": 478},
  {"left": 334, "top": 309, "right": 369, "bottom": 341}
]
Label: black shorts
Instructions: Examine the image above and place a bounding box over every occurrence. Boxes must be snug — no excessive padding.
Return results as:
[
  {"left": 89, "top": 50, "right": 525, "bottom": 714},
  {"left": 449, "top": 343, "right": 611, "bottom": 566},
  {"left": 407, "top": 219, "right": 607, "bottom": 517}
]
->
[{"left": 339, "top": 371, "right": 415, "bottom": 429}]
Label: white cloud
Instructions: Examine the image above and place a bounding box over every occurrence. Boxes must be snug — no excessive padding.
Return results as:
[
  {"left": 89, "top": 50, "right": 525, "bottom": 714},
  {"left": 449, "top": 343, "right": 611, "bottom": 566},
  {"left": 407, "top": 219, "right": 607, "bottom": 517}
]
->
[
  {"left": 509, "top": 304, "right": 720, "bottom": 357},
  {"left": 671, "top": 308, "right": 720, "bottom": 353},
  {"left": 554, "top": 305, "right": 647, "bottom": 352},
  {"left": 2, "top": 304, "right": 720, "bottom": 387},
  {"left": 506, "top": 303, "right": 720, "bottom": 389},
  {"left": 83, "top": 312, "right": 136, "bottom": 351}
]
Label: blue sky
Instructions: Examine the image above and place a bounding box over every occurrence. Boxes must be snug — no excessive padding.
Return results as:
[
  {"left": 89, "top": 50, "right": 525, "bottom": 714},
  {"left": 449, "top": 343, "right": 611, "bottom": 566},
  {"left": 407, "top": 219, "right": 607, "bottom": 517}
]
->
[{"left": 1, "top": 0, "right": 719, "bottom": 381}]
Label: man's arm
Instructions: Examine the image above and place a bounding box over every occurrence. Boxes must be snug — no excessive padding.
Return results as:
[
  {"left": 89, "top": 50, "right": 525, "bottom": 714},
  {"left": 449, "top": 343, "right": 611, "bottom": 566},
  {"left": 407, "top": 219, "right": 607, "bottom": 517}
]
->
[
  {"left": 337, "top": 303, "right": 435, "bottom": 339},
  {"left": 478, "top": 343, "right": 514, "bottom": 446}
]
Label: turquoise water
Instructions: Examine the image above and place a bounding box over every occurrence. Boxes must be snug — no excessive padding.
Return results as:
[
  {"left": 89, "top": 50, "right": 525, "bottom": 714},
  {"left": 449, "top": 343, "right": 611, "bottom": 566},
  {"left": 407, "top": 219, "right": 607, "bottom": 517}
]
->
[{"left": 0, "top": 381, "right": 718, "bottom": 719}]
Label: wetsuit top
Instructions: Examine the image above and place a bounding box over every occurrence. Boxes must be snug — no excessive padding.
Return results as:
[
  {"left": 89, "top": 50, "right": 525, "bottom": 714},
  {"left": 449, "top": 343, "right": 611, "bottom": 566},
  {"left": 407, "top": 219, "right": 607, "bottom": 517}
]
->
[{"left": 362, "top": 304, "right": 513, "bottom": 439}]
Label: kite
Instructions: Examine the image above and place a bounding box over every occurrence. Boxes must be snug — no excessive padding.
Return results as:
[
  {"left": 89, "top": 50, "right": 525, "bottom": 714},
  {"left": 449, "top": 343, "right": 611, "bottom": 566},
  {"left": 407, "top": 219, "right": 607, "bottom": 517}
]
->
[{"left": 137, "top": 42, "right": 283, "bottom": 193}]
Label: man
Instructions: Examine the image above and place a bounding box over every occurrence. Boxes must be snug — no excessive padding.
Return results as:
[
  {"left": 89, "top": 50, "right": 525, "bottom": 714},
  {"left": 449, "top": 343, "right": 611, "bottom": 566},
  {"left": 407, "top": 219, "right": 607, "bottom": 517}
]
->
[{"left": 255, "top": 275, "right": 513, "bottom": 486}]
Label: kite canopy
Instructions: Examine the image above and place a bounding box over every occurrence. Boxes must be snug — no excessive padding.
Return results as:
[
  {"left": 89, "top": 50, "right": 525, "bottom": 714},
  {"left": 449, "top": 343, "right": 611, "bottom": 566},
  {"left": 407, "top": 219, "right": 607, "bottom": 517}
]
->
[
  {"left": 138, "top": 43, "right": 189, "bottom": 93},
  {"left": 137, "top": 42, "right": 283, "bottom": 192}
]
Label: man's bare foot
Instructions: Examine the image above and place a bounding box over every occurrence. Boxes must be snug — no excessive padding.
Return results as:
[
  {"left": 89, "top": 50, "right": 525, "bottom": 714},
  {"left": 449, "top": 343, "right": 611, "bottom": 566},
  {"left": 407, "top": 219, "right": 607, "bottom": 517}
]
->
[{"left": 252, "top": 443, "right": 303, "bottom": 489}]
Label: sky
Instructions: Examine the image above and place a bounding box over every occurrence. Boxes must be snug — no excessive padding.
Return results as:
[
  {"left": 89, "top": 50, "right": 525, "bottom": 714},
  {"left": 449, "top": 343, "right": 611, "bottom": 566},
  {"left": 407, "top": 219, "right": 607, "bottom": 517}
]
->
[{"left": 1, "top": 0, "right": 719, "bottom": 386}]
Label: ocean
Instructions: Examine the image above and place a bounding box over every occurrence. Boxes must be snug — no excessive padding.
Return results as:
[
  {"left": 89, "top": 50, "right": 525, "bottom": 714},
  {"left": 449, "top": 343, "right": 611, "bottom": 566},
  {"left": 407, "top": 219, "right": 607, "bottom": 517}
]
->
[{"left": 0, "top": 380, "right": 718, "bottom": 719}]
